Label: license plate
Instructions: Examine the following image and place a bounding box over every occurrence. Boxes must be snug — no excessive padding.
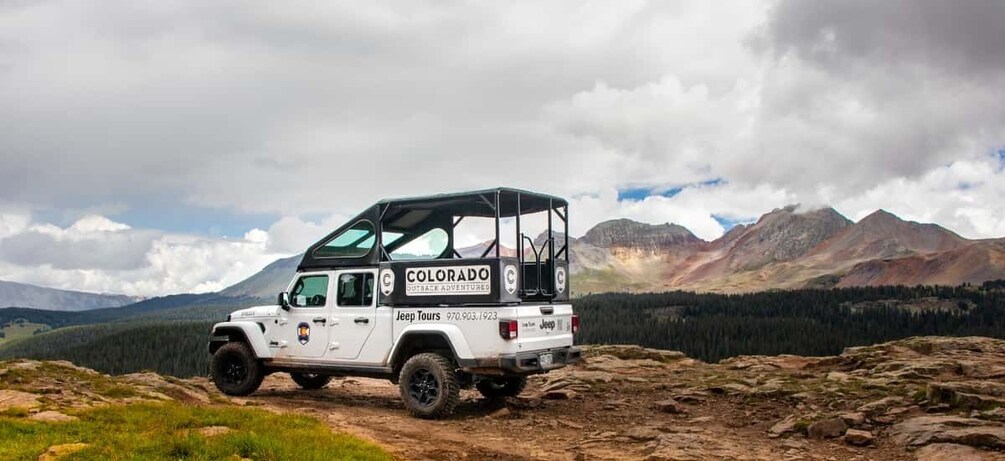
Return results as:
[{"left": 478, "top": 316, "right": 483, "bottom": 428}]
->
[{"left": 539, "top": 353, "right": 554, "bottom": 368}]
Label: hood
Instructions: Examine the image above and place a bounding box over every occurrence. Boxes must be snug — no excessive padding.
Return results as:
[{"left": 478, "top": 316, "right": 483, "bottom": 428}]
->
[{"left": 229, "top": 304, "right": 281, "bottom": 320}]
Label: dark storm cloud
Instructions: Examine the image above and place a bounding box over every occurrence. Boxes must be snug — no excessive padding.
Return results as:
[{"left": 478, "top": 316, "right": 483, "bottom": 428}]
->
[{"left": 765, "top": 0, "right": 1005, "bottom": 77}]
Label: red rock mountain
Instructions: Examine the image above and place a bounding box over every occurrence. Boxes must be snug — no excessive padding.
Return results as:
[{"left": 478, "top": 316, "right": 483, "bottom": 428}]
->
[{"left": 570, "top": 207, "right": 1005, "bottom": 293}]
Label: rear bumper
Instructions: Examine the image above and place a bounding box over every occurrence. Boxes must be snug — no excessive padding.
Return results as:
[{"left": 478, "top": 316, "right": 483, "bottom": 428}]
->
[{"left": 460, "top": 346, "right": 581, "bottom": 376}]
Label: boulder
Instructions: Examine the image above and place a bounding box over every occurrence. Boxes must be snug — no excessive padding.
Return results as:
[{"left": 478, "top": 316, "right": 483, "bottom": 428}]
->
[
  {"left": 843, "top": 429, "right": 874, "bottom": 446},
  {"left": 927, "top": 382, "right": 1005, "bottom": 410},
  {"left": 889, "top": 415, "right": 1005, "bottom": 449},
  {"left": 624, "top": 426, "right": 661, "bottom": 441},
  {"left": 768, "top": 415, "right": 800, "bottom": 438},
  {"left": 837, "top": 412, "right": 866, "bottom": 427},
  {"left": 120, "top": 372, "right": 211, "bottom": 403},
  {"left": 653, "top": 399, "right": 686, "bottom": 414},
  {"left": 915, "top": 443, "right": 1005, "bottom": 461},
  {"left": 857, "top": 396, "right": 905, "bottom": 414},
  {"left": 806, "top": 417, "right": 848, "bottom": 439},
  {"left": 0, "top": 389, "right": 41, "bottom": 410},
  {"left": 707, "top": 383, "right": 752, "bottom": 395},
  {"left": 583, "top": 345, "right": 689, "bottom": 363},
  {"left": 38, "top": 443, "right": 88, "bottom": 461}
]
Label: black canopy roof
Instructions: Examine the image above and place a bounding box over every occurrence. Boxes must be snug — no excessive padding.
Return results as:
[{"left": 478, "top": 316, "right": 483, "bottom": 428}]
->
[
  {"left": 377, "top": 187, "right": 567, "bottom": 217},
  {"left": 297, "top": 187, "right": 568, "bottom": 271}
]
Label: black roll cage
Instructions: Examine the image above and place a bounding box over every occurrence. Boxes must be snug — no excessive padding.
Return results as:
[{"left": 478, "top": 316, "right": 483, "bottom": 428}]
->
[{"left": 298, "top": 187, "right": 569, "bottom": 299}]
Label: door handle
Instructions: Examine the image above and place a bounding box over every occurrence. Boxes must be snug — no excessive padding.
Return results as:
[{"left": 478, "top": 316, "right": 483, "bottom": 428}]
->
[
  {"left": 354, "top": 317, "right": 369, "bottom": 324},
  {"left": 312, "top": 317, "right": 327, "bottom": 325}
]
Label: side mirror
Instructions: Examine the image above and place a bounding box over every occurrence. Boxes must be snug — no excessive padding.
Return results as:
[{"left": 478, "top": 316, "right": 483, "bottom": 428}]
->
[{"left": 278, "top": 292, "right": 290, "bottom": 311}]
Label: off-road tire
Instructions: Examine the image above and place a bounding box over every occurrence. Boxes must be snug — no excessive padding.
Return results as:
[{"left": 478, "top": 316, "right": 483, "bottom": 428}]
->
[
  {"left": 211, "top": 342, "right": 264, "bottom": 396},
  {"left": 398, "top": 352, "right": 460, "bottom": 419},
  {"left": 291, "top": 372, "right": 332, "bottom": 390},
  {"left": 475, "top": 376, "right": 527, "bottom": 399}
]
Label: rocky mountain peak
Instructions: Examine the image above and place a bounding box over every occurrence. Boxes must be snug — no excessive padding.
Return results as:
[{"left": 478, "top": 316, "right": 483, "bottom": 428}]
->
[
  {"left": 581, "top": 218, "right": 702, "bottom": 253},
  {"left": 725, "top": 205, "right": 852, "bottom": 269},
  {"left": 859, "top": 209, "right": 903, "bottom": 227}
]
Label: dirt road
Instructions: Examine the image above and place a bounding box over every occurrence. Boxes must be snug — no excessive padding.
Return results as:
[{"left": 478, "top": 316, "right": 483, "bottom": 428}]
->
[{"left": 239, "top": 346, "right": 930, "bottom": 460}]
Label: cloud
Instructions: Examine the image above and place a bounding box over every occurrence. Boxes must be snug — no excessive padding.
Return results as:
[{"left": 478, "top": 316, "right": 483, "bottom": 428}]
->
[
  {"left": 1, "top": 1, "right": 1005, "bottom": 294},
  {"left": 763, "top": 0, "right": 1005, "bottom": 79},
  {"left": 0, "top": 214, "right": 282, "bottom": 296},
  {"left": 570, "top": 182, "right": 795, "bottom": 240},
  {"left": 264, "top": 214, "right": 349, "bottom": 254},
  {"left": 0, "top": 215, "right": 156, "bottom": 271},
  {"left": 833, "top": 156, "right": 1005, "bottom": 239}
]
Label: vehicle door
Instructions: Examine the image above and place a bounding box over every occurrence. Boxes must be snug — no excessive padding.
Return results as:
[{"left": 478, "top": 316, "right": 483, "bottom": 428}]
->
[
  {"left": 330, "top": 269, "right": 378, "bottom": 361},
  {"left": 275, "top": 272, "right": 332, "bottom": 359}
]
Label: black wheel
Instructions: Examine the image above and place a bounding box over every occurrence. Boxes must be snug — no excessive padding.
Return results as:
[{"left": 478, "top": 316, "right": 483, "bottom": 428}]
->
[
  {"left": 398, "top": 353, "right": 460, "bottom": 419},
  {"left": 211, "top": 342, "right": 264, "bottom": 396},
  {"left": 291, "top": 372, "right": 332, "bottom": 390},
  {"left": 476, "top": 376, "right": 527, "bottom": 399}
]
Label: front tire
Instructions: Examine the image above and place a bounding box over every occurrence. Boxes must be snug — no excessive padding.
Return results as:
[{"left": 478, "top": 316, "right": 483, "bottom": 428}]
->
[
  {"left": 211, "top": 342, "right": 264, "bottom": 396},
  {"left": 476, "top": 376, "right": 527, "bottom": 399},
  {"left": 398, "top": 353, "right": 460, "bottom": 419},
  {"left": 291, "top": 372, "right": 332, "bottom": 390}
]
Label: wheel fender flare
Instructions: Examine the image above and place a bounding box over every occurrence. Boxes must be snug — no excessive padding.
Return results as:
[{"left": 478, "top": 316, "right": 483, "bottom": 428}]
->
[
  {"left": 389, "top": 324, "right": 474, "bottom": 364},
  {"left": 210, "top": 321, "right": 273, "bottom": 359}
]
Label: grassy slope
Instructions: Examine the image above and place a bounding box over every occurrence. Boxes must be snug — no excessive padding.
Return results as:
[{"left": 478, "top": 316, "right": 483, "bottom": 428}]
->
[
  {"left": 0, "top": 321, "right": 49, "bottom": 345},
  {"left": 0, "top": 403, "right": 391, "bottom": 461}
]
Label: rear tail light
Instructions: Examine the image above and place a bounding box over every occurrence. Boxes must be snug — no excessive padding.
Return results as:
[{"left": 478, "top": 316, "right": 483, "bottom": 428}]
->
[
  {"left": 499, "top": 320, "right": 518, "bottom": 340},
  {"left": 571, "top": 315, "right": 580, "bottom": 334}
]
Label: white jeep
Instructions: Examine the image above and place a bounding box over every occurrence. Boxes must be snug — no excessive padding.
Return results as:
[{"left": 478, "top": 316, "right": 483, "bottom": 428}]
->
[{"left": 209, "top": 188, "right": 581, "bottom": 418}]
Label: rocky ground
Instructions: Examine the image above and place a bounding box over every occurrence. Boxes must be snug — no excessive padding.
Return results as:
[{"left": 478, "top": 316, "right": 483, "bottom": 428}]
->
[{"left": 4, "top": 336, "right": 1005, "bottom": 460}]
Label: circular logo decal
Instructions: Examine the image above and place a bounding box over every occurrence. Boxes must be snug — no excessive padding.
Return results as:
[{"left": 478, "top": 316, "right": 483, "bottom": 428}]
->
[
  {"left": 380, "top": 269, "right": 395, "bottom": 296},
  {"left": 555, "top": 266, "right": 567, "bottom": 294},
  {"left": 504, "top": 265, "right": 518, "bottom": 294}
]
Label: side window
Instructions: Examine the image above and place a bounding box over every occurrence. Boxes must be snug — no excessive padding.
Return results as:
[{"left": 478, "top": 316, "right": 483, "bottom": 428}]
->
[
  {"left": 314, "top": 221, "right": 375, "bottom": 259},
  {"left": 337, "top": 273, "right": 375, "bottom": 307},
  {"left": 390, "top": 228, "right": 449, "bottom": 260},
  {"left": 290, "top": 275, "right": 329, "bottom": 308}
]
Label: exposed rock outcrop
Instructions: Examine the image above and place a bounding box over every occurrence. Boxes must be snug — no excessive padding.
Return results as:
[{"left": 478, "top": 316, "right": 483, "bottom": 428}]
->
[{"left": 6, "top": 336, "right": 1005, "bottom": 460}]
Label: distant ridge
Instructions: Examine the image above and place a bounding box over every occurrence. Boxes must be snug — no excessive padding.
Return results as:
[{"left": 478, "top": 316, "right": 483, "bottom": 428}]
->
[
  {"left": 0, "top": 279, "right": 139, "bottom": 311},
  {"left": 219, "top": 254, "right": 300, "bottom": 300}
]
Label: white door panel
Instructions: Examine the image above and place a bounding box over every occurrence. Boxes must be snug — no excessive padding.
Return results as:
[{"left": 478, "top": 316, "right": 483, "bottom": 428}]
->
[
  {"left": 329, "top": 269, "right": 378, "bottom": 361},
  {"left": 273, "top": 272, "right": 333, "bottom": 359}
]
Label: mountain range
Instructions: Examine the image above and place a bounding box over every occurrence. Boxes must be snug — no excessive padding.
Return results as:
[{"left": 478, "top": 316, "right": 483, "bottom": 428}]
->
[
  {"left": 219, "top": 205, "right": 1005, "bottom": 297},
  {"left": 2, "top": 205, "right": 1003, "bottom": 311},
  {"left": 0, "top": 280, "right": 139, "bottom": 311},
  {"left": 573, "top": 206, "right": 1005, "bottom": 293}
]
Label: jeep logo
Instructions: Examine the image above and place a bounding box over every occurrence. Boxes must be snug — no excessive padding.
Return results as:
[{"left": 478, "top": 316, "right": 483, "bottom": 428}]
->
[{"left": 538, "top": 319, "right": 556, "bottom": 330}]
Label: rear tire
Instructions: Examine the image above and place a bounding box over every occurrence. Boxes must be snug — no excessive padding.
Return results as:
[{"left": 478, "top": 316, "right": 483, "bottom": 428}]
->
[
  {"left": 291, "top": 372, "right": 332, "bottom": 390},
  {"left": 398, "top": 353, "right": 460, "bottom": 419},
  {"left": 211, "top": 342, "right": 264, "bottom": 396},
  {"left": 476, "top": 376, "right": 527, "bottom": 399}
]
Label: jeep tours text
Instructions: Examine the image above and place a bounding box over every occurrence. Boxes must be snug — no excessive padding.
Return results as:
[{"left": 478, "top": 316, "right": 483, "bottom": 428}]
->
[{"left": 208, "top": 188, "right": 581, "bottom": 418}]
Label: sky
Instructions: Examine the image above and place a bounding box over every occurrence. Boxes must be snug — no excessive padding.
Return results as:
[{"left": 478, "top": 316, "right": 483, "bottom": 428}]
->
[{"left": 1, "top": 0, "right": 1004, "bottom": 296}]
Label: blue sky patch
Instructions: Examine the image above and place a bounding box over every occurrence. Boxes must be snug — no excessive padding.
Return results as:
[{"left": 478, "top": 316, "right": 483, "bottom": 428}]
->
[
  {"left": 712, "top": 214, "right": 752, "bottom": 231},
  {"left": 617, "top": 178, "right": 724, "bottom": 202},
  {"left": 116, "top": 206, "right": 277, "bottom": 238}
]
